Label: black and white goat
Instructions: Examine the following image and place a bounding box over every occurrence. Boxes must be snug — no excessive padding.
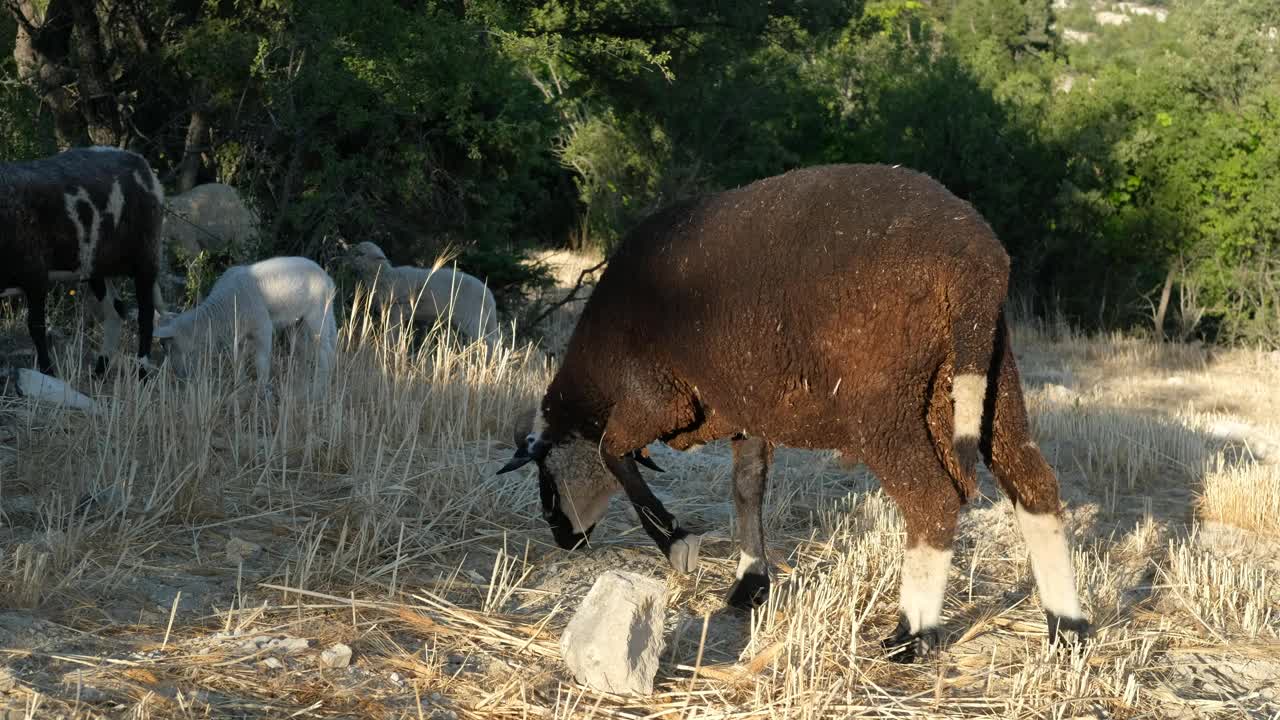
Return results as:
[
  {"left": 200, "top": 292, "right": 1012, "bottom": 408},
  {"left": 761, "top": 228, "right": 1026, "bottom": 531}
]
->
[{"left": 0, "top": 146, "right": 166, "bottom": 375}]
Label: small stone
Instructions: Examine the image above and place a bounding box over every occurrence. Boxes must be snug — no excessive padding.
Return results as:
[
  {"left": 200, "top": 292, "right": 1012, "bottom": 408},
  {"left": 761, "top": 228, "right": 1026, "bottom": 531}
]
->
[
  {"left": 225, "top": 537, "right": 263, "bottom": 565},
  {"left": 239, "top": 635, "right": 309, "bottom": 655},
  {"left": 559, "top": 570, "right": 668, "bottom": 696},
  {"left": 261, "top": 657, "right": 283, "bottom": 670},
  {"left": 320, "top": 643, "right": 353, "bottom": 668},
  {"left": 0, "top": 666, "right": 17, "bottom": 692},
  {"left": 389, "top": 672, "right": 403, "bottom": 686}
]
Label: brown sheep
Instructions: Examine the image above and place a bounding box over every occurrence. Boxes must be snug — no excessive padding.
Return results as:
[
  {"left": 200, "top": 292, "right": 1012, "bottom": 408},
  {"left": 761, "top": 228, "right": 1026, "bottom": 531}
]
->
[
  {"left": 496, "top": 163, "right": 1091, "bottom": 662},
  {"left": 0, "top": 146, "right": 166, "bottom": 376}
]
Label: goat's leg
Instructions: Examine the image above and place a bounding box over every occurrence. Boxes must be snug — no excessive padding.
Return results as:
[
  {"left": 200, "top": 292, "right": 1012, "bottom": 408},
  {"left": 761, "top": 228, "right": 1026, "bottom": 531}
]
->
[
  {"left": 870, "top": 431, "right": 962, "bottom": 664},
  {"left": 88, "top": 277, "right": 121, "bottom": 377},
  {"left": 727, "top": 434, "right": 772, "bottom": 609},
  {"left": 982, "top": 325, "right": 1091, "bottom": 645},
  {"left": 23, "top": 280, "right": 54, "bottom": 375},
  {"left": 601, "top": 452, "right": 700, "bottom": 573}
]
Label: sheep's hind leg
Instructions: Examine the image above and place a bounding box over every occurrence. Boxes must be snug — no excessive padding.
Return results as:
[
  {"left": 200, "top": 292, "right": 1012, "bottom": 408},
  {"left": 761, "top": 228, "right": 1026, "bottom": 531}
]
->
[
  {"left": 982, "top": 324, "right": 1091, "bottom": 645},
  {"left": 871, "top": 433, "right": 962, "bottom": 663},
  {"left": 727, "top": 434, "right": 771, "bottom": 610},
  {"left": 601, "top": 452, "right": 701, "bottom": 573}
]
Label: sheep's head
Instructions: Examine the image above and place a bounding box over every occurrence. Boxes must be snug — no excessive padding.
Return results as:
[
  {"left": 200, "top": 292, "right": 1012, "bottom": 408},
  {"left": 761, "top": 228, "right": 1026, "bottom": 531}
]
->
[
  {"left": 496, "top": 407, "right": 618, "bottom": 550},
  {"left": 153, "top": 312, "right": 197, "bottom": 378}
]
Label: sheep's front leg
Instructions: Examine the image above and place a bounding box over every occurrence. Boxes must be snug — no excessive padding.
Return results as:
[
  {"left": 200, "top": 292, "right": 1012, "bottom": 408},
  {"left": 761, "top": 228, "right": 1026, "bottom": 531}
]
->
[
  {"left": 253, "top": 330, "right": 274, "bottom": 399},
  {"left": 601, "top": 452, "right": 701, "bottom": 573},
  {"left": 727, "top": 434, "right": 771, "bottom": 609}
]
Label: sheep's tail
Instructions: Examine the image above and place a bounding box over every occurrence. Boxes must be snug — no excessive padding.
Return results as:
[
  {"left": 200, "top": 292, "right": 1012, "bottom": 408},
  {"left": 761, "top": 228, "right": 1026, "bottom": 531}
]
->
[{"left": 933, "top": 299, "right": 1004, "bottom": 503}]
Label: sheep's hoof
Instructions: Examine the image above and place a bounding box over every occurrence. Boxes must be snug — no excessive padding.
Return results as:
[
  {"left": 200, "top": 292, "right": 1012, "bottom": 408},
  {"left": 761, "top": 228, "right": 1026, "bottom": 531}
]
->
[
  {"left": 93, "top": 356, "right": 109, "bottom": 378},
  {"left": 666, "top": 531, "right": 701, "bottom": 573},
  {"left": 882, "top": 619, "right": 940, "bottom": 664},
  {"left": 1046, "top": 611, "right": 1093, "bottom": 647},
  {"left": 550, "top": 523, "right": 595, "bottom": 551},
  {"left": 726, "top": 572, "right": 769, "bottom": 610}
]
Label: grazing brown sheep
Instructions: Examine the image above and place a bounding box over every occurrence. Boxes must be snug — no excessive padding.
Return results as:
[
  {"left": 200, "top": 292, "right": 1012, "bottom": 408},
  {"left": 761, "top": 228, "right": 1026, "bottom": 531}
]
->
[
  {"left": 497, "top": 163, "right": 1091, "bottom": 662},
  {"left": 0, "top": 146, "right": 166, "bottom": 376}
]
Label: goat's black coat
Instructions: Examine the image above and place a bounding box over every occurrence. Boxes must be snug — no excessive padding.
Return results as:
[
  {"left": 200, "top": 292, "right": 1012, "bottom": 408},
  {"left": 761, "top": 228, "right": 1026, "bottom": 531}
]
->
[{"left": 1, "top": 147, "right": 165, "bottom": 374}]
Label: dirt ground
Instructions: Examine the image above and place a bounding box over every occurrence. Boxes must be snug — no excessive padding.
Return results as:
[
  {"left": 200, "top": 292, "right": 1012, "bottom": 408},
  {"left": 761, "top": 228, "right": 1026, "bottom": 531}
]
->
[{"left": 1, "top": 252, "right": 1277, "bottom": 719}]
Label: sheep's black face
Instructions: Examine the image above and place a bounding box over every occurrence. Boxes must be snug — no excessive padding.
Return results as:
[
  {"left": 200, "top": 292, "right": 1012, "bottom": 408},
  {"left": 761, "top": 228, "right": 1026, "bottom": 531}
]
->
[{"left": 497, "top": 420, "right": 615, "bottom": 550}]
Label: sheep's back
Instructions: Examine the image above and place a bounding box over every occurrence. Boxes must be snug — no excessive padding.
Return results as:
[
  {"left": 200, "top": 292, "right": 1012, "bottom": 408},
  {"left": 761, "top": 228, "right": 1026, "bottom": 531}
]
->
[{"left": 565, "top": 164, "right": 1011, "bottom": 441}]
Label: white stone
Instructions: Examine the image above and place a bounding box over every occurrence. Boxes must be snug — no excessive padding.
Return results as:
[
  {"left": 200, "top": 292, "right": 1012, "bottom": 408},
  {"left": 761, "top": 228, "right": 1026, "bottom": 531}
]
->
[
  {"left": 239, "top": 635, "right": 309, "bottom": 655},
  {"left": 559, "top": 570, "right": 668, "bottom": 696},
  {"left": 320, "top": 642, "right": 353, "bottom": 668},
  {"left": 15, "top": 369, "right": 99, "bottom": 415}
]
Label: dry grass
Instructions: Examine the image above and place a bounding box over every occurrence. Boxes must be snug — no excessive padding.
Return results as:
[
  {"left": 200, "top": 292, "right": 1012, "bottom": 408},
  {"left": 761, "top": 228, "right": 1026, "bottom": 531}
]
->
[{"left": 1, "top": 255, "right": 1278, "bottom": 719}]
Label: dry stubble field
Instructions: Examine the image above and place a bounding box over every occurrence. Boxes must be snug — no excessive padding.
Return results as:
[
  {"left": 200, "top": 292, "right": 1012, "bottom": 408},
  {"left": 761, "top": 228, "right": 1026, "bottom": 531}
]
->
[{"left": 1, "top": 250, "right": 1278, "bottom": 719}]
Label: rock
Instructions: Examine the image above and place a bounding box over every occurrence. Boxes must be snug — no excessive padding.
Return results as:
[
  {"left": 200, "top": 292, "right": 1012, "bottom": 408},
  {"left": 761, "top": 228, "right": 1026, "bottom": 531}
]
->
[
  {"left": 238, "top": 635, "right": 310, "bottom": 656},
  {"left": 261, "top": 657, "right": 283, "bottom": 670},
  {"left": 0, "top": 666, "right": 17, "bottom": 692},
  {"left": 15, "top": 369, "right": 99, "bottom": 415},
  {"left": 559, "top": 570, "right": 668, "bottom": 696},
  {"left": 225, "top": 537, "right": 263, "bottom": 565},
  {"left": 320, "top": 643, "right": 353, "bottom": 668}
]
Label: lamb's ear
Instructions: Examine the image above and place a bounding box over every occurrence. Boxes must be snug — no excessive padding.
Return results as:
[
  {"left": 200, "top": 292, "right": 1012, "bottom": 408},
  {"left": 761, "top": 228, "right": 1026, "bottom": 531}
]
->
[{"left": 153, "top": 315, "right": 179, "bottom": 339}]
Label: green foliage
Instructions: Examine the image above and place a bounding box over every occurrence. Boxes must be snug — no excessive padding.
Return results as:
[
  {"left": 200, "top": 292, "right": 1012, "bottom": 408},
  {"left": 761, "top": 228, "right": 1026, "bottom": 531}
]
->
[{"left": 2, "top": 0, "right": 1279, "bottom": 345}]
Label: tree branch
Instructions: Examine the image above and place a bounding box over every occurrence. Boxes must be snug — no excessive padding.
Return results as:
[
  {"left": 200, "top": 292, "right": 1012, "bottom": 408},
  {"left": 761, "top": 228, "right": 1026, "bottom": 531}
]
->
[{"left": 528, "top": 258, "right": 607, "bottom": 329}]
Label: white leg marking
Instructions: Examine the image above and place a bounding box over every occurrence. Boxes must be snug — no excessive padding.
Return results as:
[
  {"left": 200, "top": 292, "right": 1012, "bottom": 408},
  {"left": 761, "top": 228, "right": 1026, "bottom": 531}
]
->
[
  {"left": 736, "top": 551, "right": 763, "bottom": 580},
  {"left": 952, "top": 373, "right": 987, "bottom": 440},
  {"left": 106, "top": 179, "right": 124, "bottom": 229},
  {"left": 1015, "top": 504, "right": 1085, "bottom": 620},
  {"left": 899, "top": 545, "right": 953, "bottom": 633}
]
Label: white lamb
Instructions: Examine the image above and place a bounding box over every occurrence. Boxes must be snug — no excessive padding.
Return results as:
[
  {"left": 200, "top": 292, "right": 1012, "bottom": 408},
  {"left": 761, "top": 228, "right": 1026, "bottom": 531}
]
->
[
  {"left": 349, "top": 241, "right": 500, "bottom": 352},
  {"left": 154, "top": 256, "right": 337, "bottom": 393}
]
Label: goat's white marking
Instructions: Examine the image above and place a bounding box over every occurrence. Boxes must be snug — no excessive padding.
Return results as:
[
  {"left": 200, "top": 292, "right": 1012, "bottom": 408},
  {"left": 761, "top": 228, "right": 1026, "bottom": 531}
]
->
[
  {"left": 64, "top": 186, "right": 101, "bottom": 278},
  {"left": 106, "top": 179, "right": 124, "bottom": 229},
  {"left": 736, "top": 551, "right": 763, "bottom": 580},
  {"left": 952, "top": 373, "right": 987, "bottom": 440},
  {"left": 898, "top": 545, "right": 952, "bottom": 632},
  {"left": 133, "top": 169, "right": 164, "bottom": 207},
  {"left": 530, "top": 410, "right": 547, "bottom": 446},
  {"left": 1015, "top": 504, "right": 1086, "bottom": 620}
]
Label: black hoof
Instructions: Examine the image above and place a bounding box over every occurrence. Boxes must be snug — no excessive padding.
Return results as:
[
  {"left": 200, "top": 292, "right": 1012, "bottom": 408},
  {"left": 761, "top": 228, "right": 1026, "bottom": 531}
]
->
[
  {"left": 550, "top": 522, "right": 595, "bottom": 550},
  {"left": 1046, "top": 611, "right": 1093, "bottom": 646},
  {"left": 882, "top": 618, "right": 941, "bottom": 664},
  {"left": 726, "top": 572, "right": 770, "bottom": 610},
  {"left": 93, "top": 356, "right": 109, "bottom": 377},
  {"left": 137, "top": 363, "right": 158, "bottom": 383}
]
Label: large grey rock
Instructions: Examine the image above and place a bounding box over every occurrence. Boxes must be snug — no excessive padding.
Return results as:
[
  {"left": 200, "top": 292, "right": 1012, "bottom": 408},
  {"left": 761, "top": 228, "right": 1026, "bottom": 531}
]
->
[
  {"left": 164, "top": 183, "right": 260, "bottom": 256},
  {"left": 559, "top": 570, "right": 668, "bottom": 696}
]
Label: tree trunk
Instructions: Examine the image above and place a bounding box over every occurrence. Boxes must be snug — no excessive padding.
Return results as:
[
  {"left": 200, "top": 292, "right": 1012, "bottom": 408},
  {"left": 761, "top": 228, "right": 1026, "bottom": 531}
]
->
[
  {"left": 177, "top": 107, "right": 210, "bottom": 193},
  {"left": 1153, "top": 265, "right": 1175, "bottom": 342},
  {"left": 67, "top": 0, "right": 121, "bottom": 146},
  {"left": 8, "top": 0, "right": 87, "bottom": 147}
]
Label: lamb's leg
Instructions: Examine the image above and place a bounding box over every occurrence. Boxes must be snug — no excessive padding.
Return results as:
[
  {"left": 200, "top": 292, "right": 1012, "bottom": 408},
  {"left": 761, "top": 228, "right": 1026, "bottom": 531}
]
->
[
  {"left": 253, "top": 329, "right": 274, "bottom": 398},
  {"left": 871, "top": 431, "right": 962, "bottom": 663},
  {"left": 88, "top": 276, "right": 121, "bottom": 377},
  {"left": 23, "top": 279, "right": 54, "bottom": 375},
  {"left": 981, "top": 326, "right": 1091, "bottom": 645},
  {"left": 727, "top": 434, "right": 771, "bottom": 609},
  {"left": 600, "top": 452, "right": 700, "bottom": 573},
  {"left": 134, "top": 269, "right": 159, "bottom": 380}
]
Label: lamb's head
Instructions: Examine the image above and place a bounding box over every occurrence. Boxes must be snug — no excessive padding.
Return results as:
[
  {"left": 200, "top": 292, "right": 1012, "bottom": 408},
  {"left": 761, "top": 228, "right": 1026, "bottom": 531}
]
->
[
  {"left": 496, "top": 407, "right": 618, "bottom": 550},
  {"left": 347, "top": 241, "right": 390, "bottom": 276},
  {"left": 153, "top": 312, "right": 198, "bottom": 378}
]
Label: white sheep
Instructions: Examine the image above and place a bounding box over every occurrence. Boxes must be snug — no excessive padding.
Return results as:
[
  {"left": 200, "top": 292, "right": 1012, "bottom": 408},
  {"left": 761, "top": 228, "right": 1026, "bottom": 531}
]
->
[
  {"left": 154, "top": 256, "right": 337, "bottom": 394},
  {"left": 349, "top": 241, "right": 500, "bottom": 352}
]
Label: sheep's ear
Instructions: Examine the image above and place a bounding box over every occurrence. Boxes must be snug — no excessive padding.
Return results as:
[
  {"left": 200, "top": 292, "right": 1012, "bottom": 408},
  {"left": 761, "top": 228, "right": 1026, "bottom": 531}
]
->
[
  {"left": 497, "top": 407, "right": 541, "bottom": 475},
  {"left": 631, "top": 448, "right": 664, "bottom": 473}
]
